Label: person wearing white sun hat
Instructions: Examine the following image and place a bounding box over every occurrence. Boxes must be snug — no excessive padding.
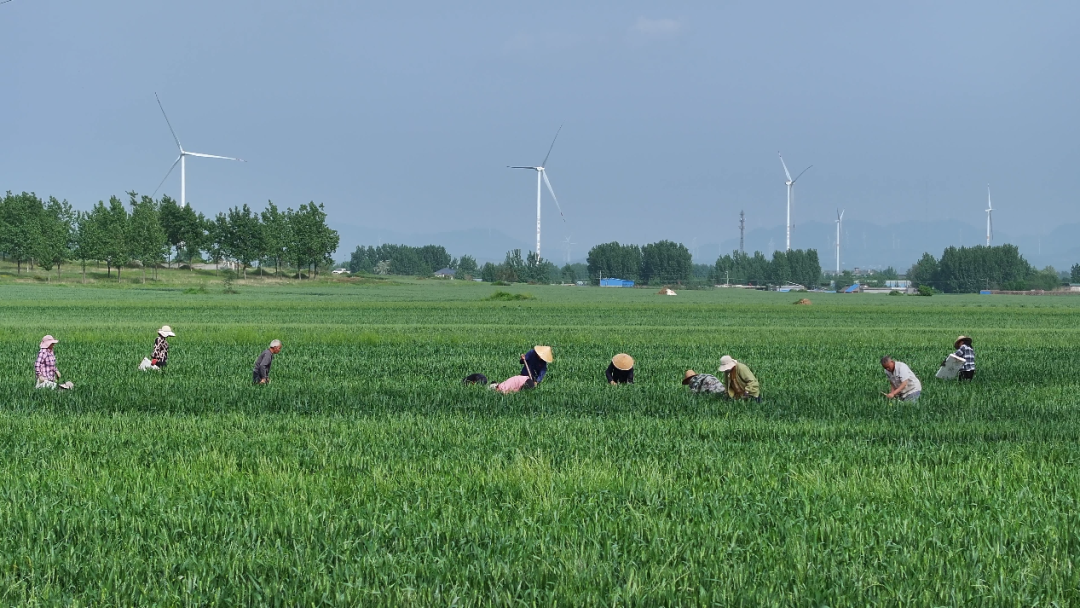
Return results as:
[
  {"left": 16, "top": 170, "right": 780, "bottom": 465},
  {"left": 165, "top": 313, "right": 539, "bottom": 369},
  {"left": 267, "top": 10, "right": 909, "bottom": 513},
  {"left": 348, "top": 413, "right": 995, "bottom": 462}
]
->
[
  {"left": 34, "top": 335, "right": 73, "bottom": 390},
  {"left": 718, "top": 355, "right": 760, "bottom": 401},
  {"left": 150, "top": 325, "right": 175, "bottom": 369}
]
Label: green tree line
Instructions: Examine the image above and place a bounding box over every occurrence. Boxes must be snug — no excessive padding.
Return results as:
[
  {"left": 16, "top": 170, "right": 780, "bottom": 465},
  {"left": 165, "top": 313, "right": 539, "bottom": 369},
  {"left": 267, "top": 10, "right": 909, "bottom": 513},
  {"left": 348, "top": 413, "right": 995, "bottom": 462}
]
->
[
  {"left": 0, "top": 191, "right": 339, "bottom": 281},
  {"left": 586, "top": 240, "right": 695, "bottom": 284},
  {"left": 907, "top": 244, "right": 1062, "bottom": 292},
  {"left": 709, "top": 249, "right": 822, "bottom": 289},
  {"left": 348, "top": 244, "right": 478, "bottom": 277}
]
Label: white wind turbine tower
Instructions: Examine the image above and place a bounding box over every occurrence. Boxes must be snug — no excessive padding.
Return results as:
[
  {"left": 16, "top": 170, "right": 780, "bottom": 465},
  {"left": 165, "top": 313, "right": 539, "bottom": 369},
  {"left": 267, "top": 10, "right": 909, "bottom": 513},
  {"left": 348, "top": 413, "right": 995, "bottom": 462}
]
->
[
  {"left": 509, "top": 126, "right": 566, "bottom": 258},
  {"left": 563, "top": 235, "right": 576, "bottom": 264},
  {"left": 835, "top": 209, "right": 845, "bottom": 274},
  {"left": 152, "top": 93, "right": 245, "bottom": 207},
  {"left": 985, "top": 184, "right": 994, "bottom": 246},
  {"left": 778, "top": 152, "right": 812, "bottom": 251}
]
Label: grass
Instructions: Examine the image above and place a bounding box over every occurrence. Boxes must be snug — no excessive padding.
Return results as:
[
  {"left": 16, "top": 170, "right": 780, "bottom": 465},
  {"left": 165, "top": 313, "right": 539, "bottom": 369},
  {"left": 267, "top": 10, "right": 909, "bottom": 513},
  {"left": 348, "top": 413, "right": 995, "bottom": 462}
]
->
[{"left": 0, "top": 281, "right": 1078, "bottom": 605}]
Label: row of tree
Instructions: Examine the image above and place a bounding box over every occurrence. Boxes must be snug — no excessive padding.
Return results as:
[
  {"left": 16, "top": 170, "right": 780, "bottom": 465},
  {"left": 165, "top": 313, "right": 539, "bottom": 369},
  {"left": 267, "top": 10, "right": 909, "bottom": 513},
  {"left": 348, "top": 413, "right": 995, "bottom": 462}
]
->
[
  {"left": 0, "top": 191, "right": 339, "bottom": 281},
  {"left": 907, "top": 244, "right": 1062, "bottom": 292},
  {"left": 710, "top": 249, "right": 823, "bottom": 289},
  {"left": 348, "top": 244, "right": 478, "bottom": 277},
  {"left": 586, "top": 240, "right": 695, "bottom": 284},
  {"left": 480, "top": 250, "right": 559, "bottom": 284}
]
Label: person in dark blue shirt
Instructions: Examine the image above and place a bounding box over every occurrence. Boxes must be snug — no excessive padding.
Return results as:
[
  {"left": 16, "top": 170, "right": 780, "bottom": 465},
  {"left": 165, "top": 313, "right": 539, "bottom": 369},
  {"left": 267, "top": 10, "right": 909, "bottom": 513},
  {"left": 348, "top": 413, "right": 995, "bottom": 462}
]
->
[
  {"left": 606, "top": 353, "right": 635, "bottom": 384},
  {"left": 520, "top": 345, "right": 553, "bottom": 383}
]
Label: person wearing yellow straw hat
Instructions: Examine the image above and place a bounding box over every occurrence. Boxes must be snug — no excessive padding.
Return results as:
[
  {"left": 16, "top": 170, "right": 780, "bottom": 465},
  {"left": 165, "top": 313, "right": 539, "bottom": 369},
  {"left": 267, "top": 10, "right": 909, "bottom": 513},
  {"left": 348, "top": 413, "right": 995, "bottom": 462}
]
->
[
  {"left": 943, "top": 335, "right": 976, "bottom": 381},
  {"left": 718, "top": 355, "right": 761, "bottom": 401},
  {"left": 150, "top": 325, "right": 175, "bottom": 370},
  {"left": 682, "top": 369, "right": 724, "bottom": 395},
  {"left": 606, "top": 353, "right": 635, "bottom": 384},
  {"left": 520, "top": 345, "right": 554, "bottom": 383}
]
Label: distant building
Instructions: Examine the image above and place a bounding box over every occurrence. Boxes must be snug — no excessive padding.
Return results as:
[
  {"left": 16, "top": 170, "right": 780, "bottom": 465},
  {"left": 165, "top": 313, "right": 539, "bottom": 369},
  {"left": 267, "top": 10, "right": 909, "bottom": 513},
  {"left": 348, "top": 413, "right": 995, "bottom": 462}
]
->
[
  {"left": 843, "top": 283, "right": 861, "bottom": 294},
  {"left": 600, "top": 278, "right": 634, "bottom": 287},
  {"left": 434, "top": 268, "right": 456, "bottom": 278}
]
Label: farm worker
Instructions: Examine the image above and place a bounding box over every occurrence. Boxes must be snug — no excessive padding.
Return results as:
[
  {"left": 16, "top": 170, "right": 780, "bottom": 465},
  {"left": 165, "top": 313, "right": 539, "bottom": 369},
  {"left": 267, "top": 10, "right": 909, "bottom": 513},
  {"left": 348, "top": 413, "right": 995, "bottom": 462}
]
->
[
  {"left": 253, "top": 339, "right": 282, "bottom": 385},
  {"left": 606, "top": 353, "right": 635, "bottom": 384},
  {"left": 34, "top": 335, "right": 61, "bottom": 389},
  {"left": 718, "top": 355, "right": 761, "bottom": 401},
  {"left": 682, "top": 369, "right": 724, "bottom": 395},
  {"left": 520, "top": 345, "right": 554, "bottom": 383},
  {"left": 881, "top": 356, "right": 922, "bottom": 402},
  {"left": 151, "top": 325, "right": 175, "bottom": 369},
  {"left": 943, "top": 335, "right": 975, "bottom": 381},
  {"left": 489, "top": 375, "right": 538, "bottom": 394}
]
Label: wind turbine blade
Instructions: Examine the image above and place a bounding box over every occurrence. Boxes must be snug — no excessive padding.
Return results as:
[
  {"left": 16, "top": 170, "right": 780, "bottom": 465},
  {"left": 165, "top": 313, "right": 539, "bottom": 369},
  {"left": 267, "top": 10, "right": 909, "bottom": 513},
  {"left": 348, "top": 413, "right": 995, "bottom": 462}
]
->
[
  {"left": 792, "top": 165, "right": 813, "bottom": 183},
  {"left": 542, "top": 171, "right": 566, "bottom": 222},
  {"left": 155, "top": 92, "right": 183, "bottom": 151},
  {"left": 509, "top": 166, "right": 538, "bottom": 169},
  {"left": 540, "top": 124, "right": 563, "bottom": 168},
  {"left": 987, "top": 184, "right": 992, "bottom": 210},
  {"left": 151, "top": 156, "right": 182, "bottom": 197},
  {"left": 778, "top": 152, "right": 792, "bottom": 182},
  {"left": 185, "top": 151, "right": 245, "bottom": 162}
]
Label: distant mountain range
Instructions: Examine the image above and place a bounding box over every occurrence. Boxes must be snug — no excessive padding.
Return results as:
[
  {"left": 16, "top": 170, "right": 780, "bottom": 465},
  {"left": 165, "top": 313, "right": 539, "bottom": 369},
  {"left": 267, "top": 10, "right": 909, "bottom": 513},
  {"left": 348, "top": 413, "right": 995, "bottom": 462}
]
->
[{"left": 337, "top": 220, "right": 1080, "bottom": 272}]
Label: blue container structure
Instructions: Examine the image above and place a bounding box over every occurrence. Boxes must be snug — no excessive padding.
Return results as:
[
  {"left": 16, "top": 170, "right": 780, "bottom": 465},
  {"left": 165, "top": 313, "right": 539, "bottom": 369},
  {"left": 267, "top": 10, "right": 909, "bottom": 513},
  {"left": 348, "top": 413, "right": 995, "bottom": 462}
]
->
[{"left": 600, "top": 278, "right": 635, "bottom": 287}]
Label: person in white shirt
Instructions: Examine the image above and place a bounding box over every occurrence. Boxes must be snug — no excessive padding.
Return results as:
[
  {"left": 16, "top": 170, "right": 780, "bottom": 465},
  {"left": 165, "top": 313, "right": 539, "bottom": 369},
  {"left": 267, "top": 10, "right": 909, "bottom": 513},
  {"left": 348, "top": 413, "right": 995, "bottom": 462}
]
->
[{"left": 881, "top": 356, "right": 922, "bottom": 402}]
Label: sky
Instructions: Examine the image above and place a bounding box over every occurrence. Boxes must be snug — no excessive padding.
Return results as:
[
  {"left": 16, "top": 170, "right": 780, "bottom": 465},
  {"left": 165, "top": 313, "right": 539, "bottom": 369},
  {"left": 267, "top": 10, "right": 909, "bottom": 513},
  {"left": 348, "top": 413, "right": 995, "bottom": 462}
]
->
[{"left": 2, "top": 1, "right": 1078, "bottom": 263}]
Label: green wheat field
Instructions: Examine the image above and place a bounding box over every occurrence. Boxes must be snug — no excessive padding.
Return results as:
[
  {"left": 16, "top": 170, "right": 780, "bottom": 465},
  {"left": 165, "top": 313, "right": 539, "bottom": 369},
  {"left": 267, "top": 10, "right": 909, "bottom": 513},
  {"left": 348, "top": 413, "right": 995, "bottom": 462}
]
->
[{"left": 0, "top": 279, "right": 1077, "bottom": 605}]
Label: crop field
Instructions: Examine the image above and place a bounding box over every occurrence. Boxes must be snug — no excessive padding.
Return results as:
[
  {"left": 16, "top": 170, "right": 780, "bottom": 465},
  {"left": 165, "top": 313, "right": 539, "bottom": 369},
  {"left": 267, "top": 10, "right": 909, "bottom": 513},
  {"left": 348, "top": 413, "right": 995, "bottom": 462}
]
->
[{"left": 0, "top": 279, "right": 1078, "bottom": 605}]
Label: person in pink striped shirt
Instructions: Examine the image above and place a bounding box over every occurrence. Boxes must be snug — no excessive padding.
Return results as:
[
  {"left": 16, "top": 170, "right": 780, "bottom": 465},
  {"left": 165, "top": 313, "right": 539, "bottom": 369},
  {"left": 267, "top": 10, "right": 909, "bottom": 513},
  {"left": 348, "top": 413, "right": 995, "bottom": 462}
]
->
[{"left": 34, "top": 335, "right": 61, "bottom": 389}]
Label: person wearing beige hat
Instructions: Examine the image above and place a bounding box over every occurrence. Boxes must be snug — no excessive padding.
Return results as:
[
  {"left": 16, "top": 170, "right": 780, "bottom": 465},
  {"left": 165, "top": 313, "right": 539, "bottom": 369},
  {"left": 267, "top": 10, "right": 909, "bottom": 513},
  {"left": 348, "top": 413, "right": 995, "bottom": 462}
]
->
[
  {"left": 34, "top": 335, "right": 73, "bottom": 390},
  {"left": 606, "top": 353, "right": 635, "bottom": 385},
  {"left": 718, "top": 355, "right": 760, "bottom": 401},
  {"left": 944, "top": 335, "right": 975, "bottom": 381},
  {"left": 520, "top": 345, "right": 553, "bottom": 383},
  {"left": 150, "top": 325, "right": 175, "bottom": 369},
  {"left": 682, "top": 369, "right": 724, "bottom": 395}
]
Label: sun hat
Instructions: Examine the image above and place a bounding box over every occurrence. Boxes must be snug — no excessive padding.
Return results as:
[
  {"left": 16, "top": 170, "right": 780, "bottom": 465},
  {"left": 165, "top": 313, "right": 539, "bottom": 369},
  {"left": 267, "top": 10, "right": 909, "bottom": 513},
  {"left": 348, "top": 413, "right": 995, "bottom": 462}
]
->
[
  {"left": 158, "top": 325, "right": 176, "bottom": 337},
  {"left": 39, "top": 335, "right": 59, "bottom": 350},
  {"left": 612, "top": 353, "right": 634, "bottom": 371},
  {"left": 533, "top": 345, "right": 554, "bottom": 363},
  {"left": 682, "top": 370, "right": 697, "bottom": 385},
  {"left": 718, "top": 355, "right": 737, "bottom": 372},
  {"left": 954, "top": 335, "right": 971, "bottom": 348}
]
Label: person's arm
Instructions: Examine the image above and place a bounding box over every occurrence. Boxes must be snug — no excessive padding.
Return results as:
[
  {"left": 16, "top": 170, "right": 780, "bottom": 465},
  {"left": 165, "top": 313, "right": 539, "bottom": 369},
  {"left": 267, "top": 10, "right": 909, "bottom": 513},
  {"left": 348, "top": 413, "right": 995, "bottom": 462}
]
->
[
  {"left": 534, "top": 363, "right": 546, "bottom": 383},
  {"left": 606, "top": 363, "right": 616, "bottom": 384},
  {"left": 254, "top": 351, "right": 270, "bottom": 383},
  {"left": 887, "top": 379, "right": 908, "bottom": 399},
  {"left": 740, "top": 367, "right": 759, "bottom": 396},
  {"left": 626, "top": 368, "right": 634, "bottom": 384}
]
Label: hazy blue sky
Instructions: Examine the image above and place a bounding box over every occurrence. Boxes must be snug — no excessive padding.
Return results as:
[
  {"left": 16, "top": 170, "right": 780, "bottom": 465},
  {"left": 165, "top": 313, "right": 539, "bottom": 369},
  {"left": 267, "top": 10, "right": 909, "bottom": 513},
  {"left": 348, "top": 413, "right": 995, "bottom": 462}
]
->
[{"left": 2, "top": 1, "right": 1078, "bottom": 257}]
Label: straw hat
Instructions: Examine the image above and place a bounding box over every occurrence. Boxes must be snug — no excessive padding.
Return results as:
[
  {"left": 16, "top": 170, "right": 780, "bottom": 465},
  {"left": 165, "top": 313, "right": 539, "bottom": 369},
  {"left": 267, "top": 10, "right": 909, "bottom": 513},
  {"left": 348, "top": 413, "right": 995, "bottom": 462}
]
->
[
  {"left": 39, "top": 335, "right": 59, "bottom": 350},
  {"left": 682, "top": 370, "right": 697, "bottom": 385},
  {"left": 612, "top": 353, "right": 634, "bottom": 371},
  {"left": 954, "top": 335, "right": 971, "bottom": 348},
  {"left": 718, "top": 355, "right": 737, "bottom": 372},
  {"left": 158, "top": 325, "right": 176, "bottom": 337},
  {"left": 533, "top": 345, "right": 554, "bottom": 363}
]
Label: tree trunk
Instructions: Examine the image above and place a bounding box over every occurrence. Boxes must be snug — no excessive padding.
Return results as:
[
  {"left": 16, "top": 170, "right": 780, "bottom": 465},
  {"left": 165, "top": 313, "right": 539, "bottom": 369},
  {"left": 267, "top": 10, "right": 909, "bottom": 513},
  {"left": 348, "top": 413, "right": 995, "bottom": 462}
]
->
[
  {"left": 107, "top": 261, "right": 111, "bottom": 277},
  {"left": 142, "top": 265, "right": 146, "bottom": 284},
  {"left": 82, "top": 260, "right": 87, "bottom": 284}
]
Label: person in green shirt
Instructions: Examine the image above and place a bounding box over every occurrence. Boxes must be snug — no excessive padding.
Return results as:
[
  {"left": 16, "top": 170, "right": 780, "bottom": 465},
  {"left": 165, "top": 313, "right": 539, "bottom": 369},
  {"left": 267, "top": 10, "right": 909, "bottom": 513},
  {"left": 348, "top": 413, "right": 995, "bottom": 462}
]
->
[{"left": 718, "top": 355, "right": 760, "bottom": 401}]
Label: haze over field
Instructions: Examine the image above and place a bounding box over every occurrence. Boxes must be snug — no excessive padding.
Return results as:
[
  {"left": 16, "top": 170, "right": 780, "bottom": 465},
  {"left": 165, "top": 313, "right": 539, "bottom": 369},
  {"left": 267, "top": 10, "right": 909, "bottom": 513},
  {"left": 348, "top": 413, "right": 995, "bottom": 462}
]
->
[{"left": 2, "top": 1, "right": 1078, "bottom": 269}]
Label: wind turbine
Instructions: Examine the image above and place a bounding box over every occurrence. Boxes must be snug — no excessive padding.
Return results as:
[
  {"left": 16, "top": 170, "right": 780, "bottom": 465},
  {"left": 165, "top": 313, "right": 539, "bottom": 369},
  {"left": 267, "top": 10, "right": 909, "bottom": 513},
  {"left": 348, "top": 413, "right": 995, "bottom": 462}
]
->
[
  {"left": 835, "top": 209, "right": 845, "bottom": 274},
  {"left": 509, "top": 126, "right": 566, "bottom": 258},
  {"left": 778, "top": 152, "right": 812, "bottom": 251},
  {"left": 563, "top": 235, "right": 576, "bottom": 264},
  {"left": 152, "top": 93, "right": 245, "bottom": 208},
  {"left": 985, "top": 184, "right": 994, "bottom": 246}
]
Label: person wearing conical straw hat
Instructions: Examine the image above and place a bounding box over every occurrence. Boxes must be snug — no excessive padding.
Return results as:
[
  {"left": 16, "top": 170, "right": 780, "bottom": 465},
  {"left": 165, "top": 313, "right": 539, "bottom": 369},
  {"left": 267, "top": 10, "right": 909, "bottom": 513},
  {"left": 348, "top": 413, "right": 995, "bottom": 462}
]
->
[
  {"left": 150, "top": 325, "right": 175, "bottom": 370},
  {"left": 718, "top": 355, "right": 761, "bottom": 401},
  {"left": 943, "top": 335, "right": 975, "bottom": 381},
  {"left": 520, "top": 345, "right": 554, "bottom": 384},
  {"left": 606, "top": 353, "right": 635, "bottom": 385},
  {"left": 682, "top": 369, "right": 723, "bottom": 395}
]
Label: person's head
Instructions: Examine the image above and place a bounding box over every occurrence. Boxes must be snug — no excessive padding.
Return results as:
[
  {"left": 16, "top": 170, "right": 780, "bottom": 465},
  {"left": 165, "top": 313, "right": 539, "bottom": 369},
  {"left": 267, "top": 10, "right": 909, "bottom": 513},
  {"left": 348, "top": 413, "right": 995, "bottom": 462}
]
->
[
  {"left": 269, "top": 339, "right": 282, "bottom": 354},
  {"left": 718, "top": 355, "right": 737, "bottom": 374},
  {"left": 880, "top": 356, "right": 895, "bottom": 372},
  {"left": 954, "top": 335, "right": 972, "bottom": 349},
  {"left": 463, "top": 373, "right": 488, "bottom": 385},
  {"left": 40, "top": 335, "right": 59, "bottom": 351},
  {"left": 682, "top": 369, "right": 698, "bottom": 385},
  {"left": 612, "top": 353, "right": 634, "bottom": 371},
  {"left": 533, "top": 345, "right": 554, "bottom": 363}
]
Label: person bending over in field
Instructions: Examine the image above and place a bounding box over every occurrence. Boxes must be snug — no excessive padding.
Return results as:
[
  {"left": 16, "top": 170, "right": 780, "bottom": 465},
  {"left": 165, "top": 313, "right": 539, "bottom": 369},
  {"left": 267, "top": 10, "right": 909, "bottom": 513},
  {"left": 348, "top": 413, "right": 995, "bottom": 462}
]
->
[
  {"left": 682, "top": 369, "right": 724, "bottom": 395},
  {"left": 520, "top": 345, "right": 554, "bottom": 383},
  {"left": 253, "top": 339, "right": 282, "bottom": 385},
  {"left": 942, "top": 335, "right": 975, "bottom": 381},
  {"left": 718, "top": 355, "right": 761, "bottom": 402},
  {"left": 606, "top": 353, "right": 635, "bottom": 385},
  {"left": 489, "top": 375, "right": 538, "bottom": 394},
  {"left": 35, "top": 335, "right": 73, "bottom": 390},
  {"left": 149, "top": 325, "right": 175, "bottom": 370},
  {"left": 881, "top": 355, "right": 921, "bottom": 402}
]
